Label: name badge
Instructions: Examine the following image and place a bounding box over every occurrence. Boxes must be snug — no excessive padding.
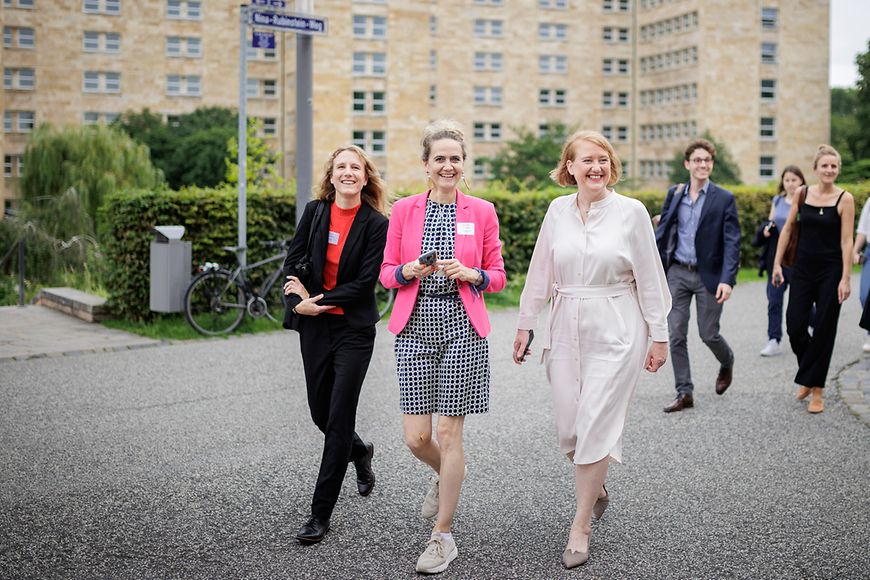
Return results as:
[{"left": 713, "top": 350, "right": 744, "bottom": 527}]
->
[
  {"left": 328, "top": 231, "right": 340, "bottom": 245},
  {"left": 457, "top": 222, "right": 475, "bottom": 236}
]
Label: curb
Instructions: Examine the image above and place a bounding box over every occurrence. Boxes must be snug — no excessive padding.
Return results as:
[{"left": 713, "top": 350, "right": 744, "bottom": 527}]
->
[{"left": 836, "top": 355, "right": 870, "bottom": 427}]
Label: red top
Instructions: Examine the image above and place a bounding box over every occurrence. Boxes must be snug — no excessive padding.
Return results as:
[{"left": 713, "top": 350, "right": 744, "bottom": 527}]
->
[{"left": 322, "top": 202, "right": 361, "bottom": 315}]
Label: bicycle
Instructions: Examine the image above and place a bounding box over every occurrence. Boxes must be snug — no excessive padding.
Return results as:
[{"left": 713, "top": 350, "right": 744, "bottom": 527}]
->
[
  {"left": 184, "top": 240, "right": 289, "bottom": 336},
  {"left": 185, "top": 240, "right": 395, "bottom": 335}
]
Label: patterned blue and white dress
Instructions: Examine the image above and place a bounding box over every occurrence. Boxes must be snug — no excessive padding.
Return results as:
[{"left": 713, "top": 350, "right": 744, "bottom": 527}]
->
[{"left": 395, "top": 199, "right": 490, "bottom": 416}]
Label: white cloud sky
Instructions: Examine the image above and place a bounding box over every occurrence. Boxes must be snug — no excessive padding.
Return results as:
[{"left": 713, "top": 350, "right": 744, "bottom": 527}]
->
[{"left": 830, "top": 0, "right": 870, "bottom": 87}]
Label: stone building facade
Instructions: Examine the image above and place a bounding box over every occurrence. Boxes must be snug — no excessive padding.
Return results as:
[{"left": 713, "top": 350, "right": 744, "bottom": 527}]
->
[{"left": 1, "top": 0, "right": 829, "bottom": 212}]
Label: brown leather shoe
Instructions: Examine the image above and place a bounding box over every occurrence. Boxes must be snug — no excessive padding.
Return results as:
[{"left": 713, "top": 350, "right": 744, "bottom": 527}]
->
[
  {"left": 663, "top": 393, "right": 694, "bottom": 413},
  {"left": 715, "top": 365, "right": 733, "bottom": 395},
  {"left": 796, "top": 386, "right": 811, "bottom": 401},
  {"left": 807, "top": 387, "right": 824, "bottom": 413}
]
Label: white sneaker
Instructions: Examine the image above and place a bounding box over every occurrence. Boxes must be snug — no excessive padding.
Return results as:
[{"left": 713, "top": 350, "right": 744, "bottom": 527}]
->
[
  {"left": 421, "top": 476, "right": 440, "bottom": 519},
  {"left": 421, "top": 466, "right": 467, "bottom": 520},
  {"left": 760, "top": 339, "right": 782, "bottom": 357},
  {"left": 863, "top": 339, "right": 870, "bottom": 353},
  {"left": 415, "top": 532, "right": 458, "bottom": 574}
]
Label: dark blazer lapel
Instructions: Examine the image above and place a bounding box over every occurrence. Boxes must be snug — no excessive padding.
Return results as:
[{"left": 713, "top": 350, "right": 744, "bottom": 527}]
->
[
  {"left": 696, "top": 181, "right": 718, "bottom": 228},
  {"left": 667, "top": 186, "right": 686, "bottom": 226},
  {"left": 336, "top": 202, "right": 370, "bottom": 281}
]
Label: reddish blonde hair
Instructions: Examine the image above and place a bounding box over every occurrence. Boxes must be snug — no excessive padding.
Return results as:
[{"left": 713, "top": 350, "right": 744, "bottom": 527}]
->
[{"left": 550, "top": 130, "right": 622, "bottom": 187}]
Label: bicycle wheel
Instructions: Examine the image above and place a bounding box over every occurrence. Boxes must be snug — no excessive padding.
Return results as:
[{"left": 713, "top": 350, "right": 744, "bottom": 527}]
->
[
  {"left": 184, "top": 270, "right": 246, "bottom": 335},
  {"left": 375, "top": 285, "right": 395, "bottom": 319},
  {"left": 262, "top": 270, "right": 287, "bottom": 324}
]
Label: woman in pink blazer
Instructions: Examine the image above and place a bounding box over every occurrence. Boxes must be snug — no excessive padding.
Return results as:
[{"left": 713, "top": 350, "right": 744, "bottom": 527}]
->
[{"left": 379, "top": 120, "right": 505, "bottom": 574}]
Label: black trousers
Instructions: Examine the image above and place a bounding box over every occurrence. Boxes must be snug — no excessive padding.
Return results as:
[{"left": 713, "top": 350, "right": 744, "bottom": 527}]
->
[
  {"left": 786, "top": 258, "right": 841, "bottom": 388},
  {"left": 299, "top": 314, "right": 375, "bottom": 521}
]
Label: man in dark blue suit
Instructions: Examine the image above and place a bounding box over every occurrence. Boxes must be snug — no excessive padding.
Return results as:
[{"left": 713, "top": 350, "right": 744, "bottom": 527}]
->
[{"left": 655, "top": 139, "right": 741, "bottom": 413}]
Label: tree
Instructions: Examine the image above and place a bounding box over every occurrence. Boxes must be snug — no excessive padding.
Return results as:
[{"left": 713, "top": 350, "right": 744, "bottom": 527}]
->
[
  {"left": 482, "top": 123, "right": 571, "bottom": 191},
  {"left": 114, "top": 107, "right": 238, "bottom": 189},
  {"left": 20, "top": 123, "right": 163, "bottom": 239},
  {"left": 225, "top": 121, "right": 283, "bottom": 188},
  {"left": 853, "top": 39, "right": 870, "bottom": 161},
  {"left": 667, "top": 131, "right": 742, "bottom": 185},
  {"left": 830, "top": 87, "right": 860, "bottom": 163}
]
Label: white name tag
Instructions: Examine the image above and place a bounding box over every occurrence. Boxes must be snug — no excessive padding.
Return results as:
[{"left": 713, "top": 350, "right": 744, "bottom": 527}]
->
[
  {"left": 457, "top": 222, "right": 475, "bottom": 235},
  {"left": 328, "top": 231, "right": 340, "bottom": 245}
]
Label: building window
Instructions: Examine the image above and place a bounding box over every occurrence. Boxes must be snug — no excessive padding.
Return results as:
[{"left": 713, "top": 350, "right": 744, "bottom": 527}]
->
[
  {"left": 84, "top": 31, "right": 100, "bottom": 51},
  {"left": 352, "top": 130, "right": 386, "bottom": 154},
  {"left": 601, "top": 125, "right": 613, "bottom": 140},
  {"left": 761, "top": 6, "right": 778, "bottom": 29},
  {"left": 618, "top": 91, "right": 629, "bottom": 107},
  {"left": 760, "top": 156, "right": 775, "bottom": 178},
  {"left": 262, "top": 79, "right": 277, "bottom": 97},
  {"left": 540, "top": 88, "right": 566, "bottom": 107},
  {"left": 761, "top": 42, "right": 777, "bottom": 64},
  {"left": 429, "top": 84, "right": 437, "bottom": 105},
  {"left": 84, "top": 0, "right": 120, "bottom": 15},
  {"left": 602, "top": 91, "right": 613, "bottom": 107},
  {"left": 539, "top": 0, "right": 567, "bottom": 8},
  {"left": 5, "top": 68, "right": 35, "bottom": 90},
  {"left": 473, "top": 122, "right": 502, "bottom": 141},
  {"left": 352, "top": 91, "right": 386, "bottom": 114},
  {"left": 760, "top": 117, "right": 776, "bottom": 139},
  {"left": 473, "top": 19, "right": 503, "bottom": 38},
  {"left": 474, "top": 86, "right": 503, "bottom": 106},
  {"left": 167, "top": 0, "right": 201, "bottom": 20},
  {"left": 4, "top": 155, "right": 24, "bottom": 178},
  {"left": 473, "top": 52, "right": 503, "bottom": 72},
  {"left": 430, "top": 50, "right": 437, "bottom": 70},
  {"left": 539, "top": 23, "right": 567, "bottom": 41},
  {"left": 3, "top": 111, "right": 34, "bottom": 133},
  {"left": 760, "top": 78, "right": 776, "bottom": 100},
  {"left": 616, "top": 126, "right": 628, "bottom": 142},
  {"left": 261, "top": 118, "right": 277, "bottom": 137},
  {"left": 166, "top": 74, "right": 200, "bottom": 96},
  {"left": 353, "top": 52, "right": 387, "bottom": 76},
  {"left": 473, "top": 158, "right": 492, "bottom": 179},
  {"left": 353, "top": 15, "right": 387, "bottom": 39},
  {"left": 474, "top": 0, "right": 503, "bottom": 5},
  {"left": 430, "top": 16, "right": 437, "bottom": 34},
  {"left": 3, "top": 26, "right": 35, "bottom": 49},
  {"left": 539, "top": 55, "right": 567, "bottom": 74}
]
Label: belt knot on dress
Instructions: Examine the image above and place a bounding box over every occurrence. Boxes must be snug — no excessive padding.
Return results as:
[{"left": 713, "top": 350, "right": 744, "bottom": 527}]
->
[{"left": 552, "top": 282, "right": 635, "bottom": 299}]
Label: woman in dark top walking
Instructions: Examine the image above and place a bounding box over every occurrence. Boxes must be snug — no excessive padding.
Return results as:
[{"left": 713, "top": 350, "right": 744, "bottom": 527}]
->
[{"left": 772, "top": 145, "right": 854, "bottom": 413}]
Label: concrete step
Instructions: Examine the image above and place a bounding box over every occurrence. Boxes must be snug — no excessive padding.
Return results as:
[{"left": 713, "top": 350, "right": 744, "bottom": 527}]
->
[{"left": 37, "top": 287, "right": 109, "bottom": 323}]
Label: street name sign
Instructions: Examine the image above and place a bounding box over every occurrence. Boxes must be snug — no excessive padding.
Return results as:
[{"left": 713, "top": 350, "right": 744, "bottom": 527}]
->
[
  {"left": 251, "top": 0, "right": 287, "bottom": 8},
  {"left": 249, "top": 10, "right": 328, "bottom": 36}
]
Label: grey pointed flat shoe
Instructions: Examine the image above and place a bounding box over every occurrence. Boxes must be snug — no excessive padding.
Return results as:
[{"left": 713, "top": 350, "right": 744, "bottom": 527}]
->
[
  {"left": 562, "top": 548, "right": 589, "bottom": 569},
  {"left": 593, "top": 485, "right": 609, "bottom": 520}
]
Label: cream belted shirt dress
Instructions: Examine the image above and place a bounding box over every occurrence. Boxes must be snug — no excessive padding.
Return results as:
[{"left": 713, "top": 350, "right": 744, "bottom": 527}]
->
[{"left": 517, "top": 191, "right": 671, "bottom": 465}]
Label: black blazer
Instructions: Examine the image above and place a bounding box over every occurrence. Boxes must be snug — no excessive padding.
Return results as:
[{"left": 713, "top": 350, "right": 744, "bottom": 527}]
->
[
  {"left": 283, "top": 199, "right": 388, "bottom": 329},
  {"left": 655, "top": 181, "right": 741, "bottom": 294}
]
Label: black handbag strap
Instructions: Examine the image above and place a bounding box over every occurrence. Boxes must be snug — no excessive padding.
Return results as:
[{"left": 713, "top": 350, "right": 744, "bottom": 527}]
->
[{"left": 304, "top": 200, "right": 325, "bottom": 256}]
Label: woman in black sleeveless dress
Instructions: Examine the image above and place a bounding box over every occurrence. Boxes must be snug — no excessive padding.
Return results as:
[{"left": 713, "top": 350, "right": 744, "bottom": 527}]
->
[{"left": 772, "top": 145, "right": 854, "bottom": 413}]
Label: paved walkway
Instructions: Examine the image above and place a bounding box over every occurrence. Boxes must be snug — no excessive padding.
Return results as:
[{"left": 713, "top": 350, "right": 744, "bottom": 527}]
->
[{"left": 0, "top": 278, "right": 868, "bottom": 579}]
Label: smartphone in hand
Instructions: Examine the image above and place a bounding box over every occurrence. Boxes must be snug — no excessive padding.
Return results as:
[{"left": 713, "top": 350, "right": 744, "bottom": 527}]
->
[
  {"left": 418, "top": 250, "right": 437, "bottom": 266},
  {"left": 518, "top": 329, "right": 535, "bottom": 362}
]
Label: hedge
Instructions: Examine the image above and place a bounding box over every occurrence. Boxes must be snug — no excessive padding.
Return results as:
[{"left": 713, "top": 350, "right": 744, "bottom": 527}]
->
[
  {"left": 100, "top": 186, "right": 296, "bottom": 320},
  {"left": 101, "top": 181, "right": 870, "bottom": 320}
]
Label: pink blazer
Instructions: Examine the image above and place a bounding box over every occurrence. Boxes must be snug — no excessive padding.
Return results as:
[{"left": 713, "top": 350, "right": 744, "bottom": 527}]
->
[{"left": 379, "top": 190, "right": 506, "bottom": 337}]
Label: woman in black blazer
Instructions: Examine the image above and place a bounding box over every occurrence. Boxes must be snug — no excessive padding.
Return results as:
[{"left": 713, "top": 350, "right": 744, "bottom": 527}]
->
[{"left": 282, "top": 145, "right": 389, "bottom": 544}]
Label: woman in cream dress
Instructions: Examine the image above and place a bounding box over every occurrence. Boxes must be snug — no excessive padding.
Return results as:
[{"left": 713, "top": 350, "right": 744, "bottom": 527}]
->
[{"left": 513, "top": 131, "right": 671, "bottom": 569}]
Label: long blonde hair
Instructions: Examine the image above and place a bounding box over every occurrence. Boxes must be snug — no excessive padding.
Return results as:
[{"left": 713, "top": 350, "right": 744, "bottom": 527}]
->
[{"left": 316, "top": 145, "right": 387, "bottom": 215}]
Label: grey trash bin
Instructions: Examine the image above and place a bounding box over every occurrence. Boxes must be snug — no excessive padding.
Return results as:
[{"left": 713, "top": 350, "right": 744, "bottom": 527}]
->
[{"left": 150, "top": 225, "right": 192, "bottom": 313}]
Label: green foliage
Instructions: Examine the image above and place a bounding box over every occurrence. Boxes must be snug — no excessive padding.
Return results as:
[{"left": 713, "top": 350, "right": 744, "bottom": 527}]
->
[
  {"left": 115, "top": 107, "right": 238, "bottom": 189},
  {"left": 225, "top": 121, "right": 284, "bottom": 188},
  {"left": 855, "top": 40, "right": 870, "bottom": 160},
  {"left": 20, "top": 123, "right": 162, "bottom": 238},
  {"left": 100, "top": 186, "right": 296, "bottom": 320},
  {"left": 667, "top": 131, "right": 743, "bottom": 185},
  {"left": 481, "top": 123, "right": 571, "bottom": 192}
]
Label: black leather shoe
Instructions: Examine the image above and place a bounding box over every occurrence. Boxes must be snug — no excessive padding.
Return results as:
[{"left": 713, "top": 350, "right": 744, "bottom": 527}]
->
[
  {"left": 715, "top": 364, "right": 733, "bottom": 395},
  {"left": 663, "top": 393, "right": 694, "bottom": 413},
  {"left": 296, "top": 516, "right": 330, "bottom": 545},
  {"left": 354, "top": 442, "right": 375, "bottom": 497}
]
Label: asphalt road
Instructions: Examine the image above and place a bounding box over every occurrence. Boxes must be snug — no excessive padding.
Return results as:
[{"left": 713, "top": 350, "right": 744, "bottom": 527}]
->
[{"left": 1, "top": 278, "right": 868, "bottom": 579}]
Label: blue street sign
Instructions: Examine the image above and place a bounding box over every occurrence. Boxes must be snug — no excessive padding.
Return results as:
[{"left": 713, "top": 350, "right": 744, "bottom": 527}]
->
[
  {"left": 252, "top": 30, "right": 275, "bottom": 49},
  {"left": 251, "top": 0, "right": 286, "bottom": 7},
  {"left": 249, "top": 10, "right": 328, "bottom": 36}
]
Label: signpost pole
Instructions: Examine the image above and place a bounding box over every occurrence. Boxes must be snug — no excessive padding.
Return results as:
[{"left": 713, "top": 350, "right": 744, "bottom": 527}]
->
[
  {"left": 237, "top": 4, "right": 249, "bottom": 267},
  {"left": 295, "top": 0, "right": 314, "bottom": 225}
]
